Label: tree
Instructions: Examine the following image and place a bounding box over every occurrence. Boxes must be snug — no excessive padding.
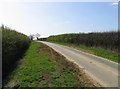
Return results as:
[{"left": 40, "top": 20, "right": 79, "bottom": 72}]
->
[
  {"left": 29, "top": 34, "right": 34, "bottom": 40},
  {"left": 35, "top": 33, "right": 40, "bottom": 40},
  {"left": 1, "top": 24, "right": 4, "bottom": 29}
]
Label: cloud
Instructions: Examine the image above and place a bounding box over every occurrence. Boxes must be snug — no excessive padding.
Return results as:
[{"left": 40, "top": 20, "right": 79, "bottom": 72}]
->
[{"left": 112, "top": 2, "right": 118, "bottom": 6}]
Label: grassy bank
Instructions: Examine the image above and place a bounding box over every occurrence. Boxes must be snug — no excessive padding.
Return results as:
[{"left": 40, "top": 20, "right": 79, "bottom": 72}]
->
[
  {"left": 4, "top": 42, "right": 96, "bottom": 88},
  {"left": 48, "top": 41, "right": 119, "bottom": 63}
]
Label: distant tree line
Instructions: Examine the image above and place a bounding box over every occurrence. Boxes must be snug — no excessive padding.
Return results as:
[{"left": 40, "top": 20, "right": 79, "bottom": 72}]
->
[
  {"left": 47, "top": 31, "right": 119, "bottom": 52},
  {"left": 38, "top": 38, "right": 47, "bottom": 41},
  {"left": 29, "top": 33, "right": 40, "bottom": 40}
]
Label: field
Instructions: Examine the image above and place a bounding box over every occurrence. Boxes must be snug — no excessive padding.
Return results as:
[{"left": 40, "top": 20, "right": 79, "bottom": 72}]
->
[{"left": 4, "top": 42, "right": 96, "bottom": 88}]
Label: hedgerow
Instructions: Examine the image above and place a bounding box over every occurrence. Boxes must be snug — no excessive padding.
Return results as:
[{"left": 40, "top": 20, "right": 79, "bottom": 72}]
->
[
  {"left": 2, "top": 26, "right": 31, "bottom": 78},
  {"left": 47, "top": 31, "right": 119, "bottom": 52}
]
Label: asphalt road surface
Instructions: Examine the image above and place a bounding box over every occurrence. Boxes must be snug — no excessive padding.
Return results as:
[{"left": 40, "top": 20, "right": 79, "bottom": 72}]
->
[{"left": 38, "top": 41, "right": 119, "bottom": 88}]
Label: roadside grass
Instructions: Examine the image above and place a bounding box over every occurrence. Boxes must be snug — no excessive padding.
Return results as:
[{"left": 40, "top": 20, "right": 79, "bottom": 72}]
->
[
  {"left": 48, "top": 41, "right": 119, "bottom": 63},
  {"left": 4, "top": 42, "right": 87, "bottom": 87}
]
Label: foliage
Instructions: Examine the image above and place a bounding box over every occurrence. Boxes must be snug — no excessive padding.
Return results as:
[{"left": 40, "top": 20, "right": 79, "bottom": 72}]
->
[
  {"left": 4, "top": 42, "right": 82, "bottom": 87},
  {"left": 2, "top": 26, "right": 31, "bottom": 78},
  {"left": 47, "top": 32, "right": 119, "bottom": 52},
  {"left": 38, "top": 37, "right": 47, "bottom": 41},
  {"left": 29, "top": 34, "right": 34, "bottom": 40},
  {"left": 35, "top": 33, "right": 40, "bottom": 40}
]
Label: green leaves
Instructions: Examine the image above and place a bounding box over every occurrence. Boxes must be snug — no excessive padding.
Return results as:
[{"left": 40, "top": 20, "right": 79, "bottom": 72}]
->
[
  {"left": 47, "top": 32, "right": 119, "bottom": 52},
  {"left": 2, "top": 26, "right": 31, "bottom": 79}
]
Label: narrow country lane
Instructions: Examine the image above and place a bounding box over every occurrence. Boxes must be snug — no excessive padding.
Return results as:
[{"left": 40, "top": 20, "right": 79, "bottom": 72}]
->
[{"left": 38, "top": 41, "right": 119, "bottom": 88}]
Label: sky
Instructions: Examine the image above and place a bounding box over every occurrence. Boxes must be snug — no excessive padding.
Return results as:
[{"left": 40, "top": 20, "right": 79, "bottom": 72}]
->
[{"left": 0, "top": 2, "right": 118, "bottom": 37}]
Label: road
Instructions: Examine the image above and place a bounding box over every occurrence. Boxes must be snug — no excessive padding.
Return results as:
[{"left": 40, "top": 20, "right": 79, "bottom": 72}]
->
[{"left": 39, "top": 41, "right": 119, "bottom": 87}]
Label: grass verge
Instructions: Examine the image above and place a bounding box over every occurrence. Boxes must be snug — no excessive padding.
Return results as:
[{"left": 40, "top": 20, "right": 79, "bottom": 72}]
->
[
  {"left": 3, "top": 42, "right": 98, "bottom": 88},
  {"left": 48, "top": 41, "right": 119, "bottom": 63}
]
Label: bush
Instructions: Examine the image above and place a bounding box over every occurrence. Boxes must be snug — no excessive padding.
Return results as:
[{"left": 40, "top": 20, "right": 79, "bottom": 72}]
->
[
  {"left": 38, "top": 38, "right": 47, "bottom": 41},
  {"left": 47, "top": 31, "right": 119, "bottom": 52},
  {"left": 2, "top": 26, "right": 31, "bottom": 78}
]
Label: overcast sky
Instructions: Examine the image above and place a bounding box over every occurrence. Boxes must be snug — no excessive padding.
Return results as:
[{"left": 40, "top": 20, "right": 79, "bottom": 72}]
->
[{"left": 0, "top": 2, "right": 118, "bottom": 37}]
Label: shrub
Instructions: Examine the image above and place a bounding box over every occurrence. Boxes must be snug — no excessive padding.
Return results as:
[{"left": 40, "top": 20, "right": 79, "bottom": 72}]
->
[
  {"left": 47, "top": 31, "right": 119, "bottom": 52},
  {"left": 38, "top": 38, "right": 47, "bottom": 41},
  {"left": 2, "top": 26, "right": 31, "bottom": 78}
]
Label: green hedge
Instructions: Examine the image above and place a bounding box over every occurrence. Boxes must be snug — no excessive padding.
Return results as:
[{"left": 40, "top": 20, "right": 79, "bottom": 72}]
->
[
  {"left": 47, "top": 32, "right": 119, "bottom": 52},
  {"left": 38, "top": 38, "right": 47, "bottom": 41},
  {"left": 2, "top": 26, "right": 31, "bottom": 78}
]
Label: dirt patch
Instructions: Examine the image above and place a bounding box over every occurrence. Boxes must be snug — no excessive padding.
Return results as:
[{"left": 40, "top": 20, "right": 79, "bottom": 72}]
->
[
  {"left": 38, "top": 43, "right": 103, "bottom": 88},
  {"left": 42, "top": 74, "right": 52, "bottom": 87}
]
